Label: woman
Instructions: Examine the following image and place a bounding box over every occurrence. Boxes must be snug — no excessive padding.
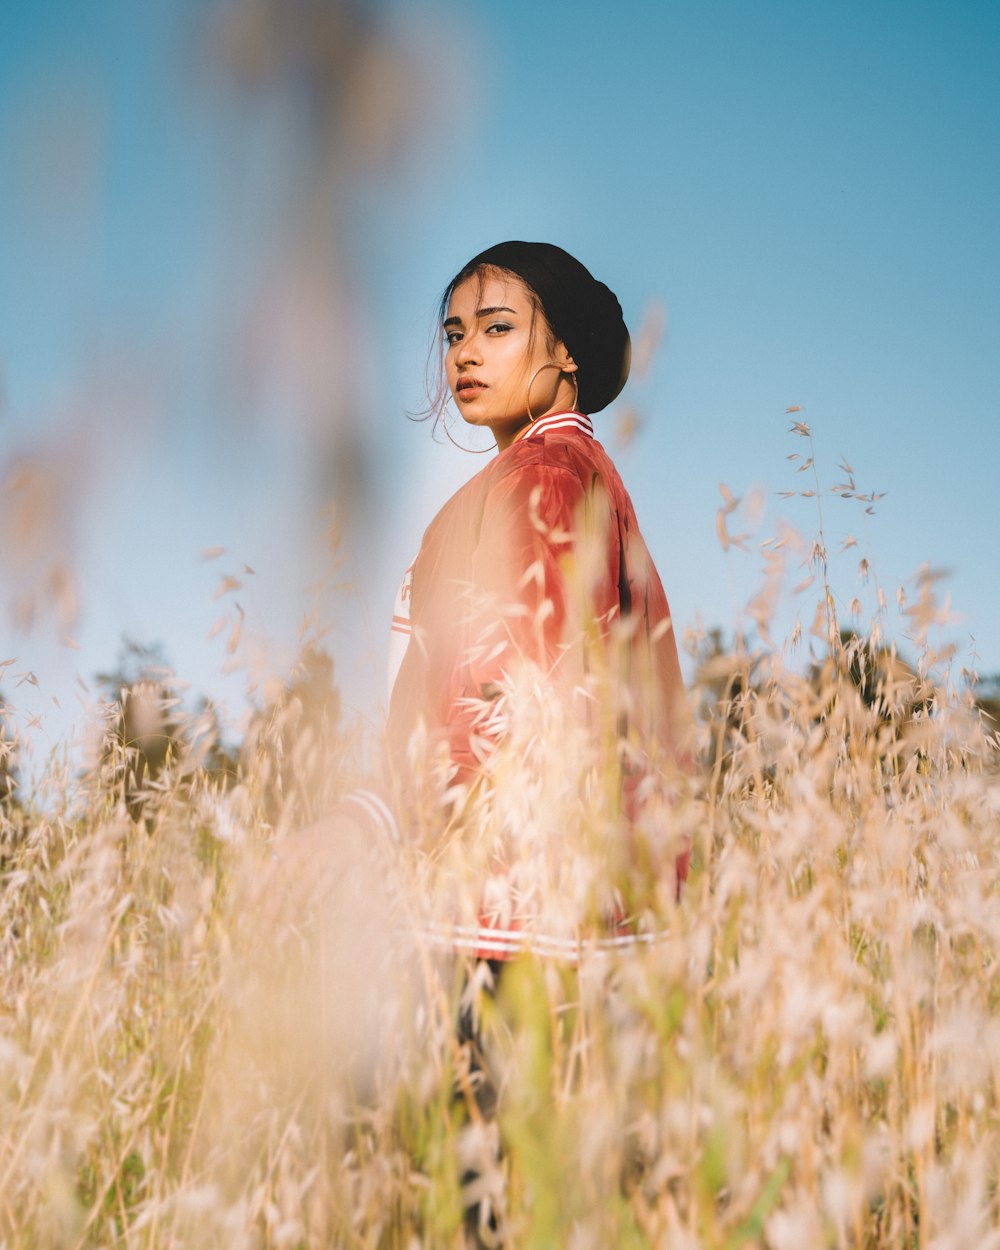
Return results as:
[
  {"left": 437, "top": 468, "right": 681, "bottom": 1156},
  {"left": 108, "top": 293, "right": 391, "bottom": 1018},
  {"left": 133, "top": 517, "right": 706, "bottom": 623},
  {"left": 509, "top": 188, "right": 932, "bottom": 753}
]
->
[{"left": 386, "top": 242, "right": 690, "bottom": 959}]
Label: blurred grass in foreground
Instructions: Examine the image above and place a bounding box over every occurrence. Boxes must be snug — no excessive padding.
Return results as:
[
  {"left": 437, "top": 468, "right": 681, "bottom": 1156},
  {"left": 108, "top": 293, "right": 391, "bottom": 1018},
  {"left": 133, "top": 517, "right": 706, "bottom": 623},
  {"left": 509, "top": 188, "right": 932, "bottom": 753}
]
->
[{"left": 0, "top": 559, "right": 997, "bottom": 1248}]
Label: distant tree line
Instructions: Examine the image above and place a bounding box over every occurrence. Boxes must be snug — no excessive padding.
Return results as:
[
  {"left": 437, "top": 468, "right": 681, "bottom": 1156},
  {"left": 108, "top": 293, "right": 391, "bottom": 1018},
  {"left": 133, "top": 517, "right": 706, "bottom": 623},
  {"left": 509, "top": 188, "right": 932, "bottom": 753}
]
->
[
  {"left": 2, "top": 628, "right": 995, "bottom": 836},
  {"left": 92, "top": 636, "right": 349, "bottom": 828}
]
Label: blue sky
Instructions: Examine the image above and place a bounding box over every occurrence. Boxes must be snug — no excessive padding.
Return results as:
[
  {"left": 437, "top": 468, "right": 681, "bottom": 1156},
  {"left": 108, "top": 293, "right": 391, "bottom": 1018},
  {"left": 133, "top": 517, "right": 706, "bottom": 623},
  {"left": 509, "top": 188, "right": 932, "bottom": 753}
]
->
[{"left": 1, "top": 0, "right": 997, "bottom": 762}]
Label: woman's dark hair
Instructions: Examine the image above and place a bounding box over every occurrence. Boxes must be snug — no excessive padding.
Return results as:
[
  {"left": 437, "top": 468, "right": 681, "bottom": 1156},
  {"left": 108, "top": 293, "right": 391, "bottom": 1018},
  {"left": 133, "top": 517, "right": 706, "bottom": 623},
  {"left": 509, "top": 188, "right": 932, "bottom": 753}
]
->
[{"left": 438, "top": 241, "right": 631, "bottom": 416}]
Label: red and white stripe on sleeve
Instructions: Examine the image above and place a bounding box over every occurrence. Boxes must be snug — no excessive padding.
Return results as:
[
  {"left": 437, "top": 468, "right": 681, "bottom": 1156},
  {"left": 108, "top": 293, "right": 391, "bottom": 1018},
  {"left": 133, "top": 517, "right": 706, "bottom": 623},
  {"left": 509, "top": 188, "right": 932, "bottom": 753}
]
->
[{"left": 387, "top": 559, "right": 414, "bottom": 699}]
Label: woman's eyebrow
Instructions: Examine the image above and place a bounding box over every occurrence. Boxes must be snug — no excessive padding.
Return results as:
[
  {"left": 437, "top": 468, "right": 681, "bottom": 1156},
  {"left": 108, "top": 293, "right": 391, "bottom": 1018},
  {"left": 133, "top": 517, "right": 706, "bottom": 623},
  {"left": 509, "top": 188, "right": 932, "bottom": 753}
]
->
[{"left": 442, "top": 305, "right": 517, "bottom": 329}]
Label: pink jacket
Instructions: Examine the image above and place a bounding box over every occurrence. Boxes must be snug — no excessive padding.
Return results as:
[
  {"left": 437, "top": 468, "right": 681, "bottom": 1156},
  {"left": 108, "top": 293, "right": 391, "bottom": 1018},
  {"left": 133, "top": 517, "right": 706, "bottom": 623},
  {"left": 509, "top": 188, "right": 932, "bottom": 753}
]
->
[{"left": 388, "top": 411, "right": 690, "bottom": 941}]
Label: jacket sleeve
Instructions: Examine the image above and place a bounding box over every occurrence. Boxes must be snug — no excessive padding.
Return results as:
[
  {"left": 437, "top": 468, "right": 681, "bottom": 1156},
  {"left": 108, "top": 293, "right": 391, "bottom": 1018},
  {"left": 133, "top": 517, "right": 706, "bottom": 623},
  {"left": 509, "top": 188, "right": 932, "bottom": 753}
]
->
[{"left": 445, "top": 462, "right": 585, "bottom": 773}]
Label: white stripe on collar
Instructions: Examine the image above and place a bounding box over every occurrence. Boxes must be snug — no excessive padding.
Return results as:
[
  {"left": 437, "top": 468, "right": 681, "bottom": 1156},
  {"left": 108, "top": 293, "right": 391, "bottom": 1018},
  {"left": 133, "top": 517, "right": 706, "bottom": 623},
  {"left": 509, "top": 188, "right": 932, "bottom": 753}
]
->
[{"left": 520, "top": 410, "right": 594, "bottom": 442}]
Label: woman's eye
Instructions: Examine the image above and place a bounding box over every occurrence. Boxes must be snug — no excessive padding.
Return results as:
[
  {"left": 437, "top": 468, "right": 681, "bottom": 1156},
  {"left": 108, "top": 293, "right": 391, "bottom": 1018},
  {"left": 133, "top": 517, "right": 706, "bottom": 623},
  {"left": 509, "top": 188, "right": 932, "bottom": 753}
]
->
[
  {"left": 445, "top": 331, "right": 462, "bottom": 345},
  {"left": 486, "top": 322, "right": 513, "bottom": 335}
]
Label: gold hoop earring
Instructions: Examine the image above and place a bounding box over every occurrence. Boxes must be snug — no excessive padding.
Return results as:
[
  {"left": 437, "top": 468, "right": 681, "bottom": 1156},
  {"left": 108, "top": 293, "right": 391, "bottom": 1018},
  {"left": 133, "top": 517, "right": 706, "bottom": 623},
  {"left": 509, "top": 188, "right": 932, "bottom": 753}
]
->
[
  {"left": 439, "top": 398, "right": 495, "bottom": 454},
  {"left": 526, "top": 363, "right": 580, "bottom": 423}
]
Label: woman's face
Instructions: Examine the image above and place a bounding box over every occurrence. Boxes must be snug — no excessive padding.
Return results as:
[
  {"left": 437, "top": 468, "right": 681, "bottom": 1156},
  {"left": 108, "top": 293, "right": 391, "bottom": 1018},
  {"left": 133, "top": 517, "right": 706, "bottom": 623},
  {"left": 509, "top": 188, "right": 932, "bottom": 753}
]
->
[{"left": 443, "top": 271, "right": 578, "bottom": 450}]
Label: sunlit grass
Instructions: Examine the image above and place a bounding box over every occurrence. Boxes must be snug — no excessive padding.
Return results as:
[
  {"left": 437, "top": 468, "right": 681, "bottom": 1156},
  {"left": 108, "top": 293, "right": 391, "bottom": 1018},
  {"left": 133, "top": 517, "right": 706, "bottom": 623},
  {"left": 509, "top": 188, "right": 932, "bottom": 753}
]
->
[
  {"left": 0, "top": 417, "right": 997, "bottom": 1250},
  {"left": 1, "top": 533, "right": 997, "bottom": 1250}
]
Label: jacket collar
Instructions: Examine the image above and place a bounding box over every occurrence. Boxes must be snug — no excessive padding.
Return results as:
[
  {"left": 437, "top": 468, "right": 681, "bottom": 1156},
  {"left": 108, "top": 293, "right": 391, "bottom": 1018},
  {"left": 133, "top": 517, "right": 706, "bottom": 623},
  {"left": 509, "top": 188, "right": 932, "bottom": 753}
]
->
[{"left": 519, "top": 410, "right": 593, "bottom": 442}]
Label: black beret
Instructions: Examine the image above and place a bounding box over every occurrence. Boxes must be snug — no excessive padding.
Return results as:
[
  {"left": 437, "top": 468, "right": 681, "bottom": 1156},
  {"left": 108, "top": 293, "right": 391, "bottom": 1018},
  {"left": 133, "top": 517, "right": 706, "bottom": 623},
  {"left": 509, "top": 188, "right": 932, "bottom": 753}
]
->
[{"left": 445, "top": 241, "right": 631, "bottom": 415}]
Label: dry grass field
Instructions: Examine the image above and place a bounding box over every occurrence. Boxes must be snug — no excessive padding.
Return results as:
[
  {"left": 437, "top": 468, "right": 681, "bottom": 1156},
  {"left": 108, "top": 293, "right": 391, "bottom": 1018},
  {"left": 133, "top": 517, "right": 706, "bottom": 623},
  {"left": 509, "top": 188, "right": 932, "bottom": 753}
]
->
[{"left": 1, "top": 509, "right": 997, "bottom": 1250}]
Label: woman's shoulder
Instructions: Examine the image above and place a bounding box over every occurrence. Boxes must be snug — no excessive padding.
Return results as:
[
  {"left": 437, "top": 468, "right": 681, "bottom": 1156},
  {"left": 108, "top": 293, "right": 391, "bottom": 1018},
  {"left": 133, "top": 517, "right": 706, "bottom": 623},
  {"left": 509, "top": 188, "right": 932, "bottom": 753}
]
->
[
  {"left": 421, "top": 422, "right": 624, "bottom": 536},
  {"left": 494, "top": 421, "right": 622, "bottom": 490},
  {"left": 482, "top": 441, "right": 587, "bottom": 510}
]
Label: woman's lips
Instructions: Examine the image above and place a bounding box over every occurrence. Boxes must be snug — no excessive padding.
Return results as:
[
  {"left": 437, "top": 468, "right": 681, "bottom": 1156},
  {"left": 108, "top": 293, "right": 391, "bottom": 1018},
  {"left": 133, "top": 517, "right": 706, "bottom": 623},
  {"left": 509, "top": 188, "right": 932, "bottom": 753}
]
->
[{"left": 456, "top": 380, "right": 488, "bottom": 401}]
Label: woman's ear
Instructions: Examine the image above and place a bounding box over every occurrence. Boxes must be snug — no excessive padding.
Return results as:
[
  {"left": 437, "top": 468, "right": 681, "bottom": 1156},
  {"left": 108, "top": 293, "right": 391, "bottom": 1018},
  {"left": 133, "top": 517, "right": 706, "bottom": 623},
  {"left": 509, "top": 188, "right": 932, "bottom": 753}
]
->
[{"left": 554, "top": 342, "right": 578, "bottom": 374}]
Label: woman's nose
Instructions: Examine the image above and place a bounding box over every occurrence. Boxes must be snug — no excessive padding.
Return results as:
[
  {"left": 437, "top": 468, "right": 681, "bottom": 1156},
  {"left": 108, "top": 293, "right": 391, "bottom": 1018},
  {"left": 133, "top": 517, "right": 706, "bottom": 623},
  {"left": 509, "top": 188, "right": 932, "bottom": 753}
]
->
[{"left": 457, "top": 331, "right": 482, "bottom": 365}]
